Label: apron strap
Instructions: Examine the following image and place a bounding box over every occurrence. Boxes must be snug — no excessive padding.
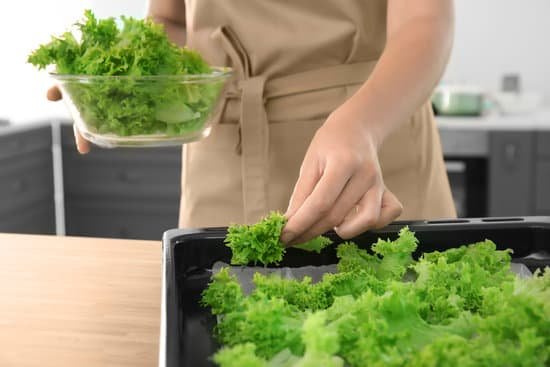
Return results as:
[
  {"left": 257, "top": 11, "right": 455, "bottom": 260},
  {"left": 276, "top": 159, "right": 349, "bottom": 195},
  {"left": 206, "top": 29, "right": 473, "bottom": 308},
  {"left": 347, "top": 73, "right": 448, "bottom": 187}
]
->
[
  {"left": 215, "top": 25, "right": 270, "bottom": 223},
  {"left": 265, "top": 61, "right": 376, "bottom": 99},
  {"left": 213, "top": 26, "right": 252, "bottom": 79},
  {"left": 212, "top": 25, "right": 378, "bottom": 223},
  {"left": 240, "top": 76, "right": 269, "bottom": 222}
]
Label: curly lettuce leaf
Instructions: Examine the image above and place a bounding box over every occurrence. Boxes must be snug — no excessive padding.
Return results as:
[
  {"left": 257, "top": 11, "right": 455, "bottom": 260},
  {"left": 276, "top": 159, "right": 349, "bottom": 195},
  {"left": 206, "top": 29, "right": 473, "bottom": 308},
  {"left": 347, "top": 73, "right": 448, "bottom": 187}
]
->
[
  {"left": 213, "top": 343, "right": 266, "bottom": 367},
  {"left": 212, "top": 312, "right": 344, "bottom": 367},
  {"left": 412, "top": 240, "right": 515, "bottom": 323},
  {"left": 225, "top": 212, "right": 287, "bottom": 266},
  {"left": 249, "top": 269, "right": 385, "bottom": 312},
  {"left": 325, "top": 282, "right": 475, "bottom": 367},
  {"left": 215, "top": 295, "right": 304, "bottom": 359},
  {"left": 372, "top": 226, "right": 418, "bottom": 279},
  {"left": 201, "top": 267, "right": 244, "bottom": 315},
  {"left": 225, "top": 212, "right": 333, "bottom": 266},
  {"left": 409, "top": 269, "right": 550, "bottom": 366},
  {"left": 320, "top": 270, "right": 387, "bottom": 298},
  {"left": 336, "top": 227, "right": 417, "bottom": 280},
  {"left": 251, "top": 273, "right": 330, "bottom": 311},
  {"left": 293, "top": 236, "right": 332, "bottom": 253},
  {"left": 335, "top": 241, "right": 379, "bottom": 274},
  {"left": 295, "top": 311, "right": 344, "bottom": 367}
]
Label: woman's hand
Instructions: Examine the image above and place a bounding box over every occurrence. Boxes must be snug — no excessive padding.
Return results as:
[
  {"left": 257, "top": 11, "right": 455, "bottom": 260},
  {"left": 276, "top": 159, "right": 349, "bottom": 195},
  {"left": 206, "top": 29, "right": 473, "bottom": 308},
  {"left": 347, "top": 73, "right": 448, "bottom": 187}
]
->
[
  {"left": 281, "top": 0, "right": 454, "bottom": 245},
  {"left": 47, "top": 86, "right": 91, "bottom": 154},
  {"left": 281, "top": 106, "right": 403, "bottom": 245}
]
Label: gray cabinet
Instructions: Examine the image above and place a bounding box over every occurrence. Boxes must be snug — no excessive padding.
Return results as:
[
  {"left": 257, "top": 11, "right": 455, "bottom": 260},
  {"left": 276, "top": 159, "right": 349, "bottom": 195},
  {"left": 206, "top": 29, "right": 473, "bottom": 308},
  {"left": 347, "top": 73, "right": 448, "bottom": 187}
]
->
[
  {"left": 535, "top": 162, "right": 550, "bottom": 212},
  {"left": 536, "top": 132, "right": 550, "bottom": 157},
  {"left": 535, "top": 132, "right": 550, "bottom": 214},
  {"left": 488, "top": 131, "right": 535, "bottom": 216},
  {"left": 0, "top": 124, "right": 55, "bottom": 234},
  {"left": 60, "top": 124, "right": 181, "bottom": 240},
  {"left": 487, "top": 130, "right": 550, "bottom": 217}
]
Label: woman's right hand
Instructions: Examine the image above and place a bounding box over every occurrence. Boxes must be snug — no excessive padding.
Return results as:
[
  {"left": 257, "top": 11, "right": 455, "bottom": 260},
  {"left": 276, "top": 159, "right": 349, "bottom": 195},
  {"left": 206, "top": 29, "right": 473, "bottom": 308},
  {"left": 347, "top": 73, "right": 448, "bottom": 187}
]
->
[{"left": 47, "top": 86, "right": 91, "bottom": 154}]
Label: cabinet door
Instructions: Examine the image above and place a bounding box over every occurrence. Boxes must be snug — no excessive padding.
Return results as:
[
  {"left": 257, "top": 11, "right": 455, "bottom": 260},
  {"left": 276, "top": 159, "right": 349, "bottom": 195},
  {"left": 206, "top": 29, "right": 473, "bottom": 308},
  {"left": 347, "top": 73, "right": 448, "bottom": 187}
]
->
[
  {"left": 0, "top": 201, "right": 55, "bottom": 234},
  {"left": 535, "top": 132, "right": 550, "bottom": 213},
  {"left": 0, "top": 124, "right": 52, "bottom": 160},
  {"left": 0, "top": 124, "right": 55, "bottom": 234},
  {"left": 65, "top": 197, "right": 178, "bottom": 240},
  {"left": 537, "top": 132, "right": 550, "bottom": 158},
  {"left": 60, "top": 124, "right": 181, "bottom": 240},
  {"left": 535, "top": 161, "right": 550, "bottom": 213},
  {"left": 488, "top": 131, "right": 535, "bottom": 216},
  {"left": 61, "top": 125, "right": 180, "bottom": 199}
]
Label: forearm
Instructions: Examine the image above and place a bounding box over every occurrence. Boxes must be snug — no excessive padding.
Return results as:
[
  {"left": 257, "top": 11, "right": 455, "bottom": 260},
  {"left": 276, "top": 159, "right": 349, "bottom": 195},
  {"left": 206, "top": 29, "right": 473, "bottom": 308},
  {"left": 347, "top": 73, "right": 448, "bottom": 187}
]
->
[
  {"left": 147, "top": 0, "right": 187, "bottom": 46},
  {"left": 344, "top": 14, "right": 454, "bottom": 147},
  {"left": 150, "top": 15, "right": 186, "bottom": 46}
]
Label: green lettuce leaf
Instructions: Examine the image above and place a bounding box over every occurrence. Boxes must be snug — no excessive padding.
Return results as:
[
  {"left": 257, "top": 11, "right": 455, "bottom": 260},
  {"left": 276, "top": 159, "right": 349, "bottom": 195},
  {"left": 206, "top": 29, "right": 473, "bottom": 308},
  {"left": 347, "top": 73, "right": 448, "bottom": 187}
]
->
[
  {"left": 225, "top": 212, "right": 287, "bottom": 266},
  {"left": 293, "top": 236, "right": 333, "bottom": 253},
  {"left": 225, "top": 212, "right": 333, "bottom": 266},
  {"left": 201, "top": 267, "right": 244, "bottom": 315},
  {"left": 213, "top": 343, "right": 266, "bottom": 367},
  {"left": 337, "top": 227, "right": 417, "bottom": 280}
]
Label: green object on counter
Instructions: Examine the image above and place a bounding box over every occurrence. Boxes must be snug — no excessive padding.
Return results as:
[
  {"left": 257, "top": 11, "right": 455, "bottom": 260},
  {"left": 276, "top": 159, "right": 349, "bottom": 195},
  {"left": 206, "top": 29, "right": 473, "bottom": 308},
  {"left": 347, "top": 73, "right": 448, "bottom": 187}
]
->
[{"left": 432, "top": 86, "right": 486, "bottom": 116}]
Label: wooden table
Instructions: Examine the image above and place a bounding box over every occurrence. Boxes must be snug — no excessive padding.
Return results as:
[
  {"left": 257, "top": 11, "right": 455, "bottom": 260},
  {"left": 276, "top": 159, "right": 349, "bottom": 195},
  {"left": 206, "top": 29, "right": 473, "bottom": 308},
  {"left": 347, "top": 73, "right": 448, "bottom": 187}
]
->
[{"left": 0, "top": 233, "right": 161, "bottom": 367}]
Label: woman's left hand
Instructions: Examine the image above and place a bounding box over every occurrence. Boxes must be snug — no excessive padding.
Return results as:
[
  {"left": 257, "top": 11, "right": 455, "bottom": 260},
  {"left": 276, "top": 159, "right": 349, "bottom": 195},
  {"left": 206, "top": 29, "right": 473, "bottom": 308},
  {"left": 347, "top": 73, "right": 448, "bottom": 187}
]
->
[{"left": 281, "top": 105, "right": 403, "bottom": 245}]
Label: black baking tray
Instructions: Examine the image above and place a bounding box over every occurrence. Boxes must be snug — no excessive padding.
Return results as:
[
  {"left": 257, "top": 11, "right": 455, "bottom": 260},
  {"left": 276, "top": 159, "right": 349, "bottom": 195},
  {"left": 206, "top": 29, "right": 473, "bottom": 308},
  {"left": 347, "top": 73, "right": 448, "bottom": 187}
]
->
[{"left": 159, "top": 217, "right": 550, "bottom": 367}]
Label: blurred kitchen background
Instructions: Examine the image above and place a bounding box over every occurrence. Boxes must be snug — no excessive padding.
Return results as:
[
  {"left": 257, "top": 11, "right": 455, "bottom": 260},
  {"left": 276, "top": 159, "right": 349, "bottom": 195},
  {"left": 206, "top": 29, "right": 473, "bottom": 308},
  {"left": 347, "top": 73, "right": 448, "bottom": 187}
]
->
[{"left": 1, "top": 0, "right": 550, "bottom": 239}]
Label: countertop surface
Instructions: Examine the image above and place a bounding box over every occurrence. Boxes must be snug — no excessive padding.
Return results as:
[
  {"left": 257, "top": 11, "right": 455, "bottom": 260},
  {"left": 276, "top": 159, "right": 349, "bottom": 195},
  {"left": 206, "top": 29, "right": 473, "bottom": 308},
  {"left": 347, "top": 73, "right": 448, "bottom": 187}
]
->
[
  {"left": 0, "top": 233, "right": 161, "bottom": 367},
  {"left": 436, "top": 109, "right": 550, "bottom": 131}
]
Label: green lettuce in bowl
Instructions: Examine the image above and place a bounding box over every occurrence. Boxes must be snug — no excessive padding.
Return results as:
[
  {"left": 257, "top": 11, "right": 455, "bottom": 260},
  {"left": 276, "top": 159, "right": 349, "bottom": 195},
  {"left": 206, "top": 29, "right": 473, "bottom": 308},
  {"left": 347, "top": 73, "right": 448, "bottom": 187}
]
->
[{"left": 28, "top": 10, "right": 231, "bottom": 147}]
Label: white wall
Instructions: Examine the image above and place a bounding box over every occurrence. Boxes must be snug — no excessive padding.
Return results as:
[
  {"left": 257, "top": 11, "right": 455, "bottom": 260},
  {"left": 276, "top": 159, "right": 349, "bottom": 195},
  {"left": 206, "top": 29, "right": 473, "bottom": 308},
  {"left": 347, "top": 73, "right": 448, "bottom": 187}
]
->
[
  {"left": 1, "top": 1, "right": 549, "bottom": 124},
  {"left": 443, "top": 0, "right": 550, "bottom": 104},
  {"left": 0, "top": 0, "right": 147, "bottom": 125}
]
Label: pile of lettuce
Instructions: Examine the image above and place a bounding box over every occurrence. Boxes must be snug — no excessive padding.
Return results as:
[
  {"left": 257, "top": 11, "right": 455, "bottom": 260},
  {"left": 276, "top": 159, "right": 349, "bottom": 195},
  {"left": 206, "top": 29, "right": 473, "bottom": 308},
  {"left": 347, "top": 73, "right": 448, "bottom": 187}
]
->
[
  {"left": 203, "top": 223, "right": 550, "bottom": 367},
  {"left": 28, "top": 10, "right": 224, "bottom": 137}
]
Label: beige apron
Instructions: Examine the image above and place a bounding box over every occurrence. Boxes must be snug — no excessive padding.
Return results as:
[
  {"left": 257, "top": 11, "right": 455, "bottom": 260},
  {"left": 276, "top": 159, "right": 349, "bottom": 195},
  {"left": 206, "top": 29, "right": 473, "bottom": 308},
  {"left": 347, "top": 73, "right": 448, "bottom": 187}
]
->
[{"left": 180, "top": 0, "right": 456, "bottom": 227}]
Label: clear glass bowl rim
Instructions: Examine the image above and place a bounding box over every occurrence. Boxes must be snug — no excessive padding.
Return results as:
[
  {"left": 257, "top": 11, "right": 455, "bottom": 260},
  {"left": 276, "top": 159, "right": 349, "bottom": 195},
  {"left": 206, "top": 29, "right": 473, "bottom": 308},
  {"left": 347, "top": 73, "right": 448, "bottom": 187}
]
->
[{"left": 49, "top": 66, "right": 232, "bottom": 83}]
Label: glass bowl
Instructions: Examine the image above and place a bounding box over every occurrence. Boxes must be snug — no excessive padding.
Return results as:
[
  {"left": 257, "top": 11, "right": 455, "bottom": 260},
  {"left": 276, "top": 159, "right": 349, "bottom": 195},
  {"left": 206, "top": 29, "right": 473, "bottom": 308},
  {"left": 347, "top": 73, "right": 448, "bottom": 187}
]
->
[{"left": 51, "top": 67, "right": 232, "bottom": 147}]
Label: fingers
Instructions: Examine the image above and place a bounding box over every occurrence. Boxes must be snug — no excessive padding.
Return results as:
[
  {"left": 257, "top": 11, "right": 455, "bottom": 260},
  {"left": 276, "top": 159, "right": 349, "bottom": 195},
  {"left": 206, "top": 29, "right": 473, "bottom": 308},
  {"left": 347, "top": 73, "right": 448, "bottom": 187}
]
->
[
  {"left": 281, "top": 159, "right": 353, "bottom": 244},
  {"left": 73, "top": 124, "right": 91, "bottom": 155},
  {"left": 334, "top": 186, "right": 384, "bottom": 239},
  {"left": 375, "top": 189, "right": 403, "bottom": 229},
  {"left": 47, "top": 86, "right": 62, "bottom": 101},
  {"left": 287, "top": 172, "right": 374, "bottom": 245},
  {"left": 335, "top": 188, "right": 402, "bottom": 239},
  {"left": 50, "top": 87, "right": 90, "bottom": 154},
  {"left": 285, "top": 158, "right": 320, "bottom": 219}
]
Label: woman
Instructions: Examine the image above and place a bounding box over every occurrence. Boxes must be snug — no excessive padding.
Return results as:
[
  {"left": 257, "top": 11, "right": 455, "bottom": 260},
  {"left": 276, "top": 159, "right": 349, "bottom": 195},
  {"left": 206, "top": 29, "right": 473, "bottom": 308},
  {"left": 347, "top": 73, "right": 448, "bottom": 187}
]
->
[{"left": 48, "top": 0, "right": 456, "bottom": 245}]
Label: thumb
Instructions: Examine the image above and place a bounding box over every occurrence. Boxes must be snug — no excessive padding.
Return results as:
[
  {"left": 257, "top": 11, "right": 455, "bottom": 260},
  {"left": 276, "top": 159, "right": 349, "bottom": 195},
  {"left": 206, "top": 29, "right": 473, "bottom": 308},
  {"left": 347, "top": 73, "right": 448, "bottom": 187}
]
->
[{"left": 47, "top": 86, "right": 62, "bottom": 101}]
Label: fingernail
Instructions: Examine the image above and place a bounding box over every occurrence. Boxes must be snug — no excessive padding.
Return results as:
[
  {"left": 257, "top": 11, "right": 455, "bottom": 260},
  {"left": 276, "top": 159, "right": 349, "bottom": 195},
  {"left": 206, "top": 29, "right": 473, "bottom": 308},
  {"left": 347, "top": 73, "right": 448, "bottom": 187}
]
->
[{"left": 280, "top": 230, "right": 296, "bottom": 245}]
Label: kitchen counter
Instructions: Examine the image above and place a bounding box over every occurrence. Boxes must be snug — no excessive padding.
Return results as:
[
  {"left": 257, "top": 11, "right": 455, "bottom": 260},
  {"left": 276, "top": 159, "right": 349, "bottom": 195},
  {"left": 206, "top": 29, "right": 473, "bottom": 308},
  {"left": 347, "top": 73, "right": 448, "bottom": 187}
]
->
[
  {"left": 437, "top": 110, "right": 550, "bottom": 131},
  {"left": 436, "top": 110, "right": 550, "bottom": 157},
  {"left": 435, "top": 110, "right": 550, "bottom": 218},
  {"left": 0, "top": 233, "right": 161, "bottom": 367}
]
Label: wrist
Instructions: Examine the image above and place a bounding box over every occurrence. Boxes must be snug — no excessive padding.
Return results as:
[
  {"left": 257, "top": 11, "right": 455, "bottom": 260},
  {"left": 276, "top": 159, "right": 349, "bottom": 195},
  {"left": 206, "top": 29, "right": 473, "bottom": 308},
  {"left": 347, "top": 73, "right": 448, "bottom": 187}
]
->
[{"left": 331, "top": 101, "right": 386, "bottom": 151}]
